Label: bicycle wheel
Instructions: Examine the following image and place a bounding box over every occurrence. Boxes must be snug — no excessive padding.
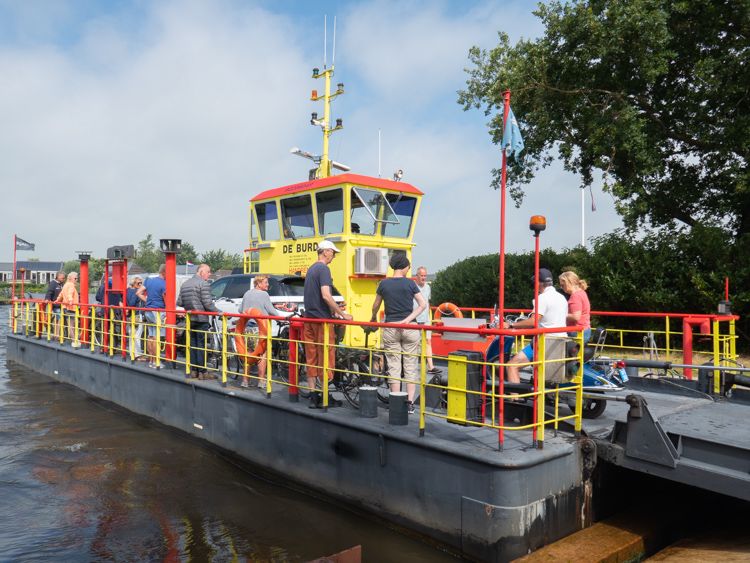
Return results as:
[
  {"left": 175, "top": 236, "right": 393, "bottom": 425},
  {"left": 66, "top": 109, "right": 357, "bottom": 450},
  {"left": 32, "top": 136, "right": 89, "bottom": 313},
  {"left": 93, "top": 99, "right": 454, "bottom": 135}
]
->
[{"left": 337, "top": 361, "right": 369, "bottom": 408}]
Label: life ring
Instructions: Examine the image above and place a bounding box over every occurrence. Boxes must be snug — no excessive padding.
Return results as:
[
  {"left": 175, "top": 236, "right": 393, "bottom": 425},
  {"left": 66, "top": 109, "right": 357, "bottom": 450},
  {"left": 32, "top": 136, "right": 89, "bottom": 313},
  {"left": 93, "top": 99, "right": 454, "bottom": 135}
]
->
[
  {"left": 234, "top": 308, "right": 268, "bottom": 367},
  {"left": 434, "top": 302, "right": 463, "bottom": 320}
]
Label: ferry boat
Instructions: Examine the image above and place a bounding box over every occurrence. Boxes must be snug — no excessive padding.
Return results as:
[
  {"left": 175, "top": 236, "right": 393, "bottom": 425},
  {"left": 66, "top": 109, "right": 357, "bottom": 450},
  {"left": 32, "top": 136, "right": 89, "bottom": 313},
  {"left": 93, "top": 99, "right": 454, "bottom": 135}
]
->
[{"left": 7, "top": 42, "right": 750, "bottom": 563}]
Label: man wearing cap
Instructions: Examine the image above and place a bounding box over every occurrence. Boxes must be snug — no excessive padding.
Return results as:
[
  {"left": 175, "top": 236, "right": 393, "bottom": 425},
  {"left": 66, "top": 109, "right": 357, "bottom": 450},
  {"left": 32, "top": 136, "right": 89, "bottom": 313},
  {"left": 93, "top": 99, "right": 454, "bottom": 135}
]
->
[
  {"left": 303, "top": 240, "right": 352, "bottom": 408},
  {"left": 503, "top": 268, "right": 567, "bottom": 384},
  {"left": 370, "top": 252, "right": 427, "bottom": 414}
]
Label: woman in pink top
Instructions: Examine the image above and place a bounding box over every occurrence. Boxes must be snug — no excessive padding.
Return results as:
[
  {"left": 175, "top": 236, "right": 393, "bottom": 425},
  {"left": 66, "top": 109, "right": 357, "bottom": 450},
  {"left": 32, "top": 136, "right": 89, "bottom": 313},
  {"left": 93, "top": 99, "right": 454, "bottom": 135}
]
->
[{"left": 559, "top": 271, "right": 591, "bottom": 343}]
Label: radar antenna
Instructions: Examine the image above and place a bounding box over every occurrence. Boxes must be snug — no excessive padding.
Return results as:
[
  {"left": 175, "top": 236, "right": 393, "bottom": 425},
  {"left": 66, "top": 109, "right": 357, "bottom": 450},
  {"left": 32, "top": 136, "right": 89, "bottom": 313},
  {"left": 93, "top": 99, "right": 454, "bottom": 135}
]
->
[{"left": 290, "top": 16, "right": 348, "bottom": 179}]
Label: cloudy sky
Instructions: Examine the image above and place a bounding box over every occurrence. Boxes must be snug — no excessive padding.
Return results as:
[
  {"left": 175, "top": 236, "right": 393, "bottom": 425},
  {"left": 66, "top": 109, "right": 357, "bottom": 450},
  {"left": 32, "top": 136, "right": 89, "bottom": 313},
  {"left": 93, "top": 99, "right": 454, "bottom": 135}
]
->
[{"left": 0, "top": 0, "right": 622, "bottom": 271}]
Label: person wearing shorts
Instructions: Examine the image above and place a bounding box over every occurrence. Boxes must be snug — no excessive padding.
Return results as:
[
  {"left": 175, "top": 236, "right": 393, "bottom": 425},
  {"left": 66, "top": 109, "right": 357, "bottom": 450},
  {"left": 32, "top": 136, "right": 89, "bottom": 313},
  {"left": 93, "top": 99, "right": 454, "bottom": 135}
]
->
[
  {"left": 302, "top": 240, "right": 352, "bottom": 408},
  {"left": 504, "top": 268, "right": 567, "bottom": 384},
  {"left": 138, "top": 265, "right": 167, "bottom": 368},
  {"left": 371, "top": 252, "right": 426, "bottom": 414},
  {"left": 414, "top": 266, "right": 439, "bottom": 374}
]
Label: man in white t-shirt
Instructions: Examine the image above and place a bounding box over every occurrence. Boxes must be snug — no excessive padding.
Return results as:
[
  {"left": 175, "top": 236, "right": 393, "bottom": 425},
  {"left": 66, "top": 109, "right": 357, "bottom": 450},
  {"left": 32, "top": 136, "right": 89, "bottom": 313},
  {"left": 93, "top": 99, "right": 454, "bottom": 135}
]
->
[
  {"left": 504, "top": 268, "right": 567, "bottom": 384},
  {"left": 413, "top": 266, "right": 439, "bottom": 373}
]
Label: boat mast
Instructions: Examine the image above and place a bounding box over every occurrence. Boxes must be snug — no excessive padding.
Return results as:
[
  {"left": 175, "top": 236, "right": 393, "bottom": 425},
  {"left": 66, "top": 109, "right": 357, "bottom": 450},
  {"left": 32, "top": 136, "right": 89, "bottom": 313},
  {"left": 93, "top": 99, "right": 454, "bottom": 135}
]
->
[{"left": 310, "top": 17, "right": 344, "bottom": 179}]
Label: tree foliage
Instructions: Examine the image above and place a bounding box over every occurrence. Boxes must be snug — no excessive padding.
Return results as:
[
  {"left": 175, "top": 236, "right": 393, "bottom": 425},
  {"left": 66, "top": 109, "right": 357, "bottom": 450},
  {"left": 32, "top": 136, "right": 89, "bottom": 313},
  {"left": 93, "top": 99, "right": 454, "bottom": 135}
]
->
[
  {"left": 200, "top": 249, "right": 242, "bottom": 272},
  {"left": 135, "top": 234, "right": 162, "bottom": 273},
  {"left": 63, "top": 258, "right": 105, "bottom": 282},
  {"left": 431, "top": 230, "right": 750, "bottom": 348},
  {"left": 179, "top": 241, "right": 199, "bottom": 265},
  {"left": 459, "top": 0, "right": 750, "bottom": 240}
]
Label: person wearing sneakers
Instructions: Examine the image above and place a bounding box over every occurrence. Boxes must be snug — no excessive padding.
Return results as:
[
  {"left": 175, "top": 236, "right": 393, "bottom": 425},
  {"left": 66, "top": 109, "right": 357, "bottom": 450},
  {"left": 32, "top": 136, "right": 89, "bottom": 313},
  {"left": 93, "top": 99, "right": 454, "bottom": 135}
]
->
[
  {"left": 371, "top": 252, "right": 427, "bottom": 414},
  {"left": 238, "top": 275, "right": 292, "bottom": 388},
  {"left": 504, "top": 268, "right": 567, "bottom": 385},
  {"left": 303, "top": 240, "right": 352, "bottom": 408},
  {"left": 177, "top": 263, "right": 221, "bottom": 379},
  {"left": 413, "top": 265, "right": 439, "bottom": 375},
  {"left": 138, "top": 265, "right": 167, "bottom": 369}
]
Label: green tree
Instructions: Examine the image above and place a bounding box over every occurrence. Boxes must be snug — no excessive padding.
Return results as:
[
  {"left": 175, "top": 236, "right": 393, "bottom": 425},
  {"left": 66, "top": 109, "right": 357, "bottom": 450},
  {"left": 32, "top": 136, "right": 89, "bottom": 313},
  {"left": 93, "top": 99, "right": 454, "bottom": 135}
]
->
[
  {"left": 459, "top": 0, "right": 750, "bottom": 240},
  {"left": 199, "top": 249, "right": 243, "bottom": 271},
  {"left": 179, "top": 241, "right": 199, "bottom": 265},
  {"left": 135, "top": 234, "right": 161, "bottom": 272},
  {"left": 223, "top": 253, "right": 243, "bottom": 270},
  {"left": 200, "top": 249, "right": 227, "bottom": 272}
]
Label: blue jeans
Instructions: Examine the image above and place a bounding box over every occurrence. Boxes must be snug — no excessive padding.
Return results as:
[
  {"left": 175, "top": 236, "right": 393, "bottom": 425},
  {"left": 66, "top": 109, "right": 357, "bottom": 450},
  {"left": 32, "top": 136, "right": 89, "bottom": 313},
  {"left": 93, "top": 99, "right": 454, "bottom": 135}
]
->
[{"left": 190, "top": 321, "right": 209, "bottom": 371}]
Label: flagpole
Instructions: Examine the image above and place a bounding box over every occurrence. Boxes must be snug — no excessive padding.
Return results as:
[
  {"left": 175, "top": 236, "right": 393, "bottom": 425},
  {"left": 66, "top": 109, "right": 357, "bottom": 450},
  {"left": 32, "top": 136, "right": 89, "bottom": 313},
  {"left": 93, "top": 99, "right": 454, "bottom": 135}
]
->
[
  {"left": 12, "top": 234, "right": 17, "bottom": 300},
  {"left": 498, "top": 91, "right": 510, "bottom": 327},
  {"left": 581, "top": 186, "right": 585, "bottom": 247}
]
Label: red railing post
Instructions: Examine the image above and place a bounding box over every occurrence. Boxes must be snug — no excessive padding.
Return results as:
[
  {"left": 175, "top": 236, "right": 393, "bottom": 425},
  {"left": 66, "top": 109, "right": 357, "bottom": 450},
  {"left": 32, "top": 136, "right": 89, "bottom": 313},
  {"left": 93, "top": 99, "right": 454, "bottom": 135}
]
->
[
  {"left": 162, "top": 243, "right": 178, "bottom": 362},
  {"left": 683, "top": 318, "right": 693, "bottom": 379},
  {"left": 79, "top": 253, "right": 90, "bottom": 344},
  {"left": 288, "top": 318, "right": 302, "bottom": 402}
]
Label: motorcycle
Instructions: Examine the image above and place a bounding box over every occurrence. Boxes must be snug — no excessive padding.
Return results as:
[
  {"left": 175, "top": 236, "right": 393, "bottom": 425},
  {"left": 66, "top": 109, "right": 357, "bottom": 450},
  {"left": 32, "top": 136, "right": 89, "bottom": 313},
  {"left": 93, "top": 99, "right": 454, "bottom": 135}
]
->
[{"left": 484, "top": 319, "right": 627, "bottom": 419}]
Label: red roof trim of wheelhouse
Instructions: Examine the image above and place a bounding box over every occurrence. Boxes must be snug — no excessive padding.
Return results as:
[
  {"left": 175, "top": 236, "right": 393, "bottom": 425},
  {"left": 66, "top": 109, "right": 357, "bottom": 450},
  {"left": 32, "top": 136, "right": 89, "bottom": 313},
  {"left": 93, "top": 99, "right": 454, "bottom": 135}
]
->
[{"left": 250, "top": 173, "right": 423, "bottom": 202}]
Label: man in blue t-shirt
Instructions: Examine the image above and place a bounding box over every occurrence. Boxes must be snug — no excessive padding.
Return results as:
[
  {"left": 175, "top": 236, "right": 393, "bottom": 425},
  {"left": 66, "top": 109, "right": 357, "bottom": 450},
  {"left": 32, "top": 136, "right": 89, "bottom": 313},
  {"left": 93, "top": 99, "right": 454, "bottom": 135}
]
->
[
  {"left": 137, "top": 264, "right": 167, "bottom": 368},
  {"left": 371, "top": 251, "right": 426, "bottom": 414},
  {"left": 302, "top": 240, "right": 352, "bottom": 408}
]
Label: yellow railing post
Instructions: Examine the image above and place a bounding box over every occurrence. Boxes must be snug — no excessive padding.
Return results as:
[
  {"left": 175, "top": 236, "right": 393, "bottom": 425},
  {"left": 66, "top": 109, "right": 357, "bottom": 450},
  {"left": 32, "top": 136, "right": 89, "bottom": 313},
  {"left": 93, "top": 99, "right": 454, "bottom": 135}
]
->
[
  {"left": 185, "top": 314, "right": 192, "bottom": 376},
  {"left": 155, "top": 312, "right": 162, "bottom": 368},
  {"left": 24, "top": 301, "right": 29, "bottom": 336},
  {"left": 322, "top": 322, "right": 329, "bottom": 409},
  {"left": 129, "top": 310, "right": 136, "bottom": 361},
  {"left": 90, "top": 306, "right": 96, "bottom": 352},
  {"left": 74, "top": 305, "right": 80, "bottom": 346},
  {"left": 712, "top": 319, "right": 721, "bottom": 394},
  {"left": 265, "top": 318, "right": 272, "bottom": 395},
  {"left": 46, "top": 301, "right": 52, "bottom": 341},
  {"left": 108, "top": 309, "right": 114, "bottom": 356},
  {"left": 59, "top": 306, "right": 65, "bottom": 344},
  {"left": 221, "top": 315, "right": 228, "bottom": 385},
  {"left": 729, "top": 319, "right": 737, "bottom": 361},
  {"left": 419, "top": 329, "right": 427, "bottom": 436},
  {"left": 574, "top": 334, "right": 584, "bottom": 434},
  {"left": 12, "top": 301, "right": 18, "bottom": 334},
  {"left": 537, "top": 334, "right": 546, "bottom": 447},
  {"left": 665, "top": 316, "right": 671, "bottom": 361}
]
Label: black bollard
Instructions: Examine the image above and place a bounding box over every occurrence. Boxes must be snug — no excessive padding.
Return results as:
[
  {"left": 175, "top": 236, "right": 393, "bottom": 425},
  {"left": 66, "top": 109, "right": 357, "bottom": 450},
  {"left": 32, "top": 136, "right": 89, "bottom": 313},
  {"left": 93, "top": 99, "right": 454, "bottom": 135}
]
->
[
  {"left": 359, "top": 386, "right": 378, "bottom": 418},
  {"left": 389, "top": 391, "right": 408, "bottom": 426}
]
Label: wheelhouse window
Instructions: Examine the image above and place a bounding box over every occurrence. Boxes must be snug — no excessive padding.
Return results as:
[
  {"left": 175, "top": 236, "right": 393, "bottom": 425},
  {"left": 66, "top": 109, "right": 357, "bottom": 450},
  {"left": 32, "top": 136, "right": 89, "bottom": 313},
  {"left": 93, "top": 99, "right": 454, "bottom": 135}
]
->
[
  {"left": 316, "top": 188, "right": 344, "bottom": 235},
  {"left": 382, "top": 194, "right": 416, "bottom": 238},
  {"left": 281, "top": 194, "right": 316, "bottom": 239},
  {"left": 255, "top": 201, "right": 280, "bottom": 241},
  {"left": 350, "top": 186, "right": 399, "bottom": 236}
]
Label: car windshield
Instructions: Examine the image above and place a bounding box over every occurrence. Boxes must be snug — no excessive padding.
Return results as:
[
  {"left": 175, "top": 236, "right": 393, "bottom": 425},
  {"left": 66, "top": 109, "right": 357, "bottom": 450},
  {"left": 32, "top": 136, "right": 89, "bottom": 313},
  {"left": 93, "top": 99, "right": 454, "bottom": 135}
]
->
[{"left": 281, "top": 277, "right": 305, "bottom": 297}]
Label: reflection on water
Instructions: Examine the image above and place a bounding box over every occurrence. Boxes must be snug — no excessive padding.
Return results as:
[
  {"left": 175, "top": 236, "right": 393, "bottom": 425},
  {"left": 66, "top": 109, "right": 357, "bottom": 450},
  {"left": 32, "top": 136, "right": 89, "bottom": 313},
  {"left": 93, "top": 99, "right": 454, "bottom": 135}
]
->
[{"left": 0, "top": 307, "right": 457, "bottom": 562}]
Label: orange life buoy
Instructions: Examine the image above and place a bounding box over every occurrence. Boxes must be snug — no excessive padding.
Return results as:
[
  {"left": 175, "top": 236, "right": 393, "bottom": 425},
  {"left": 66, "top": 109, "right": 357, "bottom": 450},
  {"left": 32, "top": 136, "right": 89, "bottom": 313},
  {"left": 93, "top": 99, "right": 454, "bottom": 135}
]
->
[
  {"left": 433, "top": 302, "right": 463, "bottom": 320},
  {"left": 234, "top": 308, "right": 268, "bottom": 367}
]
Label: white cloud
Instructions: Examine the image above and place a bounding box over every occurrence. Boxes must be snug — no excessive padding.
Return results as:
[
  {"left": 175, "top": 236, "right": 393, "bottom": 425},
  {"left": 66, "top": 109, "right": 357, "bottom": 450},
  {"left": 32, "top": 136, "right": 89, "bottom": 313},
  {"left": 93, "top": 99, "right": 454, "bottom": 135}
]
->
[{"left": 0, "top": 0, "right": 622, "bottom": 272}]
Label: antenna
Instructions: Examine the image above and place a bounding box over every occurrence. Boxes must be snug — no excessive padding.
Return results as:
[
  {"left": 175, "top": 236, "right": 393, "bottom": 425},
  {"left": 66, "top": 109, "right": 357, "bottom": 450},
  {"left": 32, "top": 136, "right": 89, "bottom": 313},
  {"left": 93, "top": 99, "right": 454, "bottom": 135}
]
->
[
  {"left": 332, "top": 16, "right": 337, "bottom": 66},
  {"left": 291, "top": 17, "right": 348, "bottom": 179}
]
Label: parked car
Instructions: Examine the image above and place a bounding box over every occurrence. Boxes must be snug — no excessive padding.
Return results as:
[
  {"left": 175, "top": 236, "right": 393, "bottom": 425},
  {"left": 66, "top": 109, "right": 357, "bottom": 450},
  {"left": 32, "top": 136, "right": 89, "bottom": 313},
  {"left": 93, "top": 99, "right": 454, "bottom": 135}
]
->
[{"left": 210, "top": 273, "right": 344, "bottom": 325}]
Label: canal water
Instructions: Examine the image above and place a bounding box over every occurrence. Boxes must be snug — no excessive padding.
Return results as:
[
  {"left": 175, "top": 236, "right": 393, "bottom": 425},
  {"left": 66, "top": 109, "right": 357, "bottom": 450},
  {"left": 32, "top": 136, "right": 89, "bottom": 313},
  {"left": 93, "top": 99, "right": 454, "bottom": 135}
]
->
[{"left": 0, "top": 307, "right": 458, "bottom": 562}]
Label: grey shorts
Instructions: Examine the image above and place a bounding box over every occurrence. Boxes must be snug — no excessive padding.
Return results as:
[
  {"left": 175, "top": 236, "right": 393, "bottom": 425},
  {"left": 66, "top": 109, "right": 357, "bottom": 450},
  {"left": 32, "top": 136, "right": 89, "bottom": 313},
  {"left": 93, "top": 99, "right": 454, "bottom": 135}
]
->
[{"left": 144, "top": 311, "right": 166, "bottom": 337}]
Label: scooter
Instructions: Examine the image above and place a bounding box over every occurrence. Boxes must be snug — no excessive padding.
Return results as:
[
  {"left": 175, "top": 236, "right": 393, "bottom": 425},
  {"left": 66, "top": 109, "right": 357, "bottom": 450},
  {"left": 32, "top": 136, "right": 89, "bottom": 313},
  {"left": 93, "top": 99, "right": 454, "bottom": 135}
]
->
[{"left": 484, "top": 324, "right": 628, "bottom": 419}]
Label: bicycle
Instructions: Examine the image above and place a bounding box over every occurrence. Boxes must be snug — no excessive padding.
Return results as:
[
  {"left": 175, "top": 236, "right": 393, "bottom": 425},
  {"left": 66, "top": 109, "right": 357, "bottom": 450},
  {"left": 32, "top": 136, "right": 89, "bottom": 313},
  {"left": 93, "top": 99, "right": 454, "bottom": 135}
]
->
[
  {"left": 203, "top": 315, "right": 242, "bottom": 374},
  {"left": 271, "top": 321, "right": 390, "bottom": 407}
]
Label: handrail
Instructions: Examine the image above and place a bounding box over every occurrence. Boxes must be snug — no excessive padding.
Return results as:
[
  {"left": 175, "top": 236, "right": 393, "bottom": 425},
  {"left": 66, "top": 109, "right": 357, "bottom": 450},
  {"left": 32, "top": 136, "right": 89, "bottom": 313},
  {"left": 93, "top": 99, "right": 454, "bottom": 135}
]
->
[{"left": 8, "top": 296, "right": 740, "bottom": 452}]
